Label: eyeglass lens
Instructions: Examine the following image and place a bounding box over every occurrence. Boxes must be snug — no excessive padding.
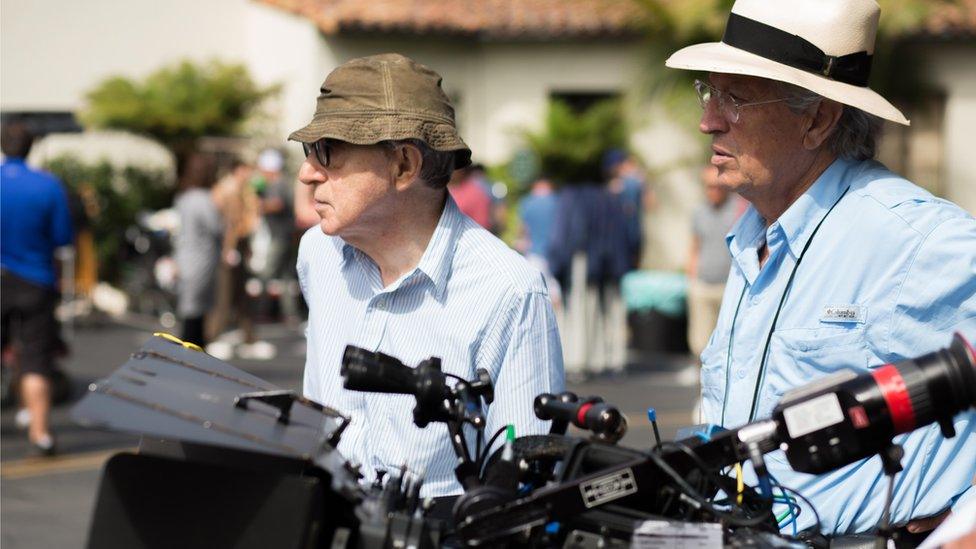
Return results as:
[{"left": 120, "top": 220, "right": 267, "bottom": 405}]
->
[{"left": 694, "top": 80, "right": 738, "bottom": 122}]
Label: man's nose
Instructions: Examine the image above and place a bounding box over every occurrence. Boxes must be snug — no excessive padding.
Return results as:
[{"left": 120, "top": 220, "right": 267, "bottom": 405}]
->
[
  {"left": 699, "top": 100, "right": 728, "bottom": 135},
  {"left": 297, "top": 158, "right": 326, "bottom": 186}
]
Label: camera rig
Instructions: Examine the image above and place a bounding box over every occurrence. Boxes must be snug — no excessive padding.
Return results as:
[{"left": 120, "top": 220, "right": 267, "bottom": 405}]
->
[{"left": 72, "top": 332, "right": 975, "bottom": 548}]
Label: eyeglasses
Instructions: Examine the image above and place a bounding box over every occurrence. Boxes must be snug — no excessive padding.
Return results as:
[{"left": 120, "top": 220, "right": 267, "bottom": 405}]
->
[
  {"left": 302, "top": 139, "right": 335, "bottom": 168},
  {"left": 694, "top": 79, "right": 790, "bottom": 123}
]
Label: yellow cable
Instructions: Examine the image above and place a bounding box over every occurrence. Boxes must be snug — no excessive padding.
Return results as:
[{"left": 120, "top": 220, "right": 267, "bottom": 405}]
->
[{"left": 735, "top": 462, "right": 744, "bottom": 504}]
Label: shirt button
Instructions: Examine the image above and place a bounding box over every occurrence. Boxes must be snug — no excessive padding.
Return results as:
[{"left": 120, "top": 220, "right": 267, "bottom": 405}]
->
[
  {"left": 737, "top": 369, "right": 748, "bottom": 380},
  {"left": 375, "top": 298, "right": 386, "bottom": 310}
]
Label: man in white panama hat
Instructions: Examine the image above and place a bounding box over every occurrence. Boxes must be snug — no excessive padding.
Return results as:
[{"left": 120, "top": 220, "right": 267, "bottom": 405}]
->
[{"left": 665, "top": 0, "right": 976, "bottom": 537}]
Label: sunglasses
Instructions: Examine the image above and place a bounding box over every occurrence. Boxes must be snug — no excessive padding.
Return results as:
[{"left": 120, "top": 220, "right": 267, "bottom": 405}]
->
[{"left": 302, "top": 139, "right": 335, "bottom": 168}]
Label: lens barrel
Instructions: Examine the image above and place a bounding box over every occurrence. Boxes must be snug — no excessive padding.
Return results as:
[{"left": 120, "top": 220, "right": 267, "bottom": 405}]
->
[
  {"left": 776, "top": 333, "right": 975, "bottom": 474},
  {"left": 341, "top": 346, "right": 417, "bottom": 394},
  {"left": 873, "top": 333, "right": 976, "bottom": 437}
]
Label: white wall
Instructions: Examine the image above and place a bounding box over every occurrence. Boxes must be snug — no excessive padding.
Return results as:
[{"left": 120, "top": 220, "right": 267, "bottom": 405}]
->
[
  {"left": 918, "top": 42, "right": 976, "bottom": 214},
  {"left": 1, "top": 0, "right": 322, "bottom": 151},
  {"left": 1, "top": 0, "right": 251, "bottom": 110}
]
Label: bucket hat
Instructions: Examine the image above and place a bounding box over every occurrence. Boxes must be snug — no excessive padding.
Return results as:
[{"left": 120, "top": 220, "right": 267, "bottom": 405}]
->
[
  {"left": 289, "top": 53, "right": 472, "bottom": 167},
  {"left": 665, "top": 0, "right": 909, "bottom": 125}
]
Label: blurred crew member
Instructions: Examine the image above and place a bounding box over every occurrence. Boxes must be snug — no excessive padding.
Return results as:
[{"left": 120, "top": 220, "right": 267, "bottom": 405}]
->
[
  {"left": 173, "top": 152, "right": 223, "bottom": 346},
  {"left": 1, "top": 122, "right": 74, "bottom": 455},
  {"left": 291, "top": 54, "right": 564, "bottom": 499},
  {"left": 666, "top": 0, "right": 976, "bottom": 535},
  {"left": 686, "top": 165, "right": 741, "bottom": 359}
]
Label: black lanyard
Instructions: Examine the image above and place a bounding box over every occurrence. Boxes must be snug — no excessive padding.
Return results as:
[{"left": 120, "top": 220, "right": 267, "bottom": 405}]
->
[{"left": 719, "top": 185, "right": 852, "bottom": 424}]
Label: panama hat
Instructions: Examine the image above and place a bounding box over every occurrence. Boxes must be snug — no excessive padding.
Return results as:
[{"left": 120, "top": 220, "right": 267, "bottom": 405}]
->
[{"left": 665, "top": 0, "right": 909, "bottom": 125}]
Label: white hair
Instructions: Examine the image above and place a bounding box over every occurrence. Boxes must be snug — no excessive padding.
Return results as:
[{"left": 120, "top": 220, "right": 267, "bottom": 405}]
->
[{"left": 773, "top": 81, "right": 884, "bottom": 161}]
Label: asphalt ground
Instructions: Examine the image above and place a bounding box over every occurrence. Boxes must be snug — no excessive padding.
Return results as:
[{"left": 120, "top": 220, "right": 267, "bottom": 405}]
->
[{"left": 0, "top": 316, "right": 698, "bottom": 549}]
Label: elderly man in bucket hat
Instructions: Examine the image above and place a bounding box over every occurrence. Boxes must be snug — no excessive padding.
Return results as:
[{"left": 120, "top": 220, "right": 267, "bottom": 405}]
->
[
  {"left": 665, "top": 0, "right": 976, "bottom": 537},
  {"left": 290, "top": 53, "right": 564, "bottom": 502}
]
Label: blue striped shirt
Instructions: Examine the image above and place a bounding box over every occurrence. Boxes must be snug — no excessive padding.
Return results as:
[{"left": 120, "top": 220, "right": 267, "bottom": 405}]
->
[
  {"left": 701, "top": 158, "right": 976, "bottom": 534},
  {"left": 297, "top": 196, "right": 564, "bottom": 496}
]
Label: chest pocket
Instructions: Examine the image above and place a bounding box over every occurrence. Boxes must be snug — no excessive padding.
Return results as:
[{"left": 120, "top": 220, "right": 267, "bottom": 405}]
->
[{"left": 761, "top": 327, "right": 872, "bottom": 412}]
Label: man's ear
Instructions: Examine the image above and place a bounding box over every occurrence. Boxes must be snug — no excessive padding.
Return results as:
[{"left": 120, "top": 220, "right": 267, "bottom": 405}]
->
[
  {"left": 803, "top": 99, "right": 844, "bottom": 150},
  {"left": 392, "top": 143, "right": 423, "bottom": 190}
]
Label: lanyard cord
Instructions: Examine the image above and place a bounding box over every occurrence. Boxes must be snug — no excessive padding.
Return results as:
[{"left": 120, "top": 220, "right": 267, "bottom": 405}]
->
[{"left": 747, "top": 186, "right": 852, "bottom": 422}]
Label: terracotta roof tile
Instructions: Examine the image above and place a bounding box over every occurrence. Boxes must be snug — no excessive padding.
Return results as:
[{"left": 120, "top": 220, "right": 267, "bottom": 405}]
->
[
  {"left": 257, "top": 0, "right": 648, "bottom": 39},
  {"left": 256, "top": 0, "right": 975, "bottom": 40}
]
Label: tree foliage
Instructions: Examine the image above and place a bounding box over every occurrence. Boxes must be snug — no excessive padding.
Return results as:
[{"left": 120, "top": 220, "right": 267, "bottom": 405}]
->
[
  {"left": 80, "top": 60, "right": 278, "bottom": 150},
  {"left": 523, "top": 99, "right": 627, "bottom": 185}
]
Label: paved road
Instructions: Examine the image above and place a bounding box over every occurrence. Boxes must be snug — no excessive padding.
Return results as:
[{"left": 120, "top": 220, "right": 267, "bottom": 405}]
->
[{"left": 0, "top": 316, "right": 698, "bottom": 549}]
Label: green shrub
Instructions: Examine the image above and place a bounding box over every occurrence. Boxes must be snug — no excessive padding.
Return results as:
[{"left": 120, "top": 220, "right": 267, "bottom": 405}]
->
[
  {"left": 523, "top": 99, "right": 627, "bottom": 185},
  {"left": 42, "top": 155, "right": 173, "bottom": 284},
  {"left": 79, "top": 60, "right": 279, "bottom": 164}
]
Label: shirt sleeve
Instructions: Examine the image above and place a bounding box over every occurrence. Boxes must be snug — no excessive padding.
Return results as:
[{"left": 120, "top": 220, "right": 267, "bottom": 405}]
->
[
  {"left": 477, "top": 287, "right": 565, "bottom": 455},
  {"left": 775, "top": 214, "right": 976, "bottom": 535},
  {"left": 881, "top": 215, "right": 976, "bottom": 526},
  {"left": 886, "top": 215, "right": 976, "bottom": 357}
]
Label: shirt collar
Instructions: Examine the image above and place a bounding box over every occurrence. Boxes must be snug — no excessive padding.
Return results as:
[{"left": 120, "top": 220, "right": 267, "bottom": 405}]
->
[
  {"left": 332, "top": 194, "right": 460, "bottom": 299},
  {"left": 726, "top": 157, "right": 853, "bottom": 283},
  {"left": 726, "top": 205, "right": 766, "bottom": 284},
  {"left": 776, "top": 157, "right": 853, "bottom": 258},
  {"left": 414, "top": 195, "right": 461, "bottom": 300}
]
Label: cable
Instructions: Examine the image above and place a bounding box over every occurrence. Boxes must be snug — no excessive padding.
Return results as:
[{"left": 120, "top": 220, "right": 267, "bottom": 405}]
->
[
  {"left": 645, "top": 447, "right": 772, "bottom": 528},
  {"left": 735, "top": 462, "right": 744, "bottom": 504},
  {"left": 768, "top": 473, "right": 802, "bottom": 534},
  {"left": 656, "top": 441, "right": 781, "bottom": 531},
  {"left": 477, "top": 425, "right": 510, "bottom": 476},
  {"left": 475, "top": 428, "right": 483, "bottom": 474},
  {"left": 655, "top": 441, "right": 738, "bottom": 496},
  {"left": 765, "top": 473, "right": 822, "bottom": 535}
]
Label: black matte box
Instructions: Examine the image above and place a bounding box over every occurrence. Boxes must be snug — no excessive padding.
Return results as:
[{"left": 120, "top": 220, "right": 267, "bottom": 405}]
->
[{"left": 87, "top": 452, "right": 325, "bottom": 549}]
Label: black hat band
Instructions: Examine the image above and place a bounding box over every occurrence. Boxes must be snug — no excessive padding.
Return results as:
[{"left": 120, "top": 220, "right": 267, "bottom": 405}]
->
[{"left": 722, "top": 12, "right": 873, "bottom": 87}]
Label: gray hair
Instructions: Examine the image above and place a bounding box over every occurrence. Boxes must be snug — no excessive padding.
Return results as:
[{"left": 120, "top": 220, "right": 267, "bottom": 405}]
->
[
  {"left": 772, "top": 81, "right": 884, "bottom": 161},
  {"left": 383, "top": 138, "right": 456, "bottom": 190}
]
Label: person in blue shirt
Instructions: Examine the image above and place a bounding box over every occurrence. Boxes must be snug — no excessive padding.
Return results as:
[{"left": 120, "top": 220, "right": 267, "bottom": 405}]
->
[
  {"left": 1, "top": 122, "right": 75, "bottom": 455},
  {"left": 289, "top": 54, "right": 564, "bottom": 506},
  {"left": 516, "top": 176, "right": 562, "bottom": 308},
  {"left": 665, "top": 0, "right": 975, "bottom": 537},
  {"left": 603, "top": 149, "right": 650, "bottom": 270}
]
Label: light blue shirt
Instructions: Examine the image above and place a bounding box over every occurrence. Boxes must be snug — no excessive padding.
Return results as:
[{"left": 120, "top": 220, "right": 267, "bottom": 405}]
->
[
  {"left": 700, "top": 158, "right": 976, "bottom": 534},
  {"left": 297, "top": 196, "right": 564, "bottom": 497}
]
